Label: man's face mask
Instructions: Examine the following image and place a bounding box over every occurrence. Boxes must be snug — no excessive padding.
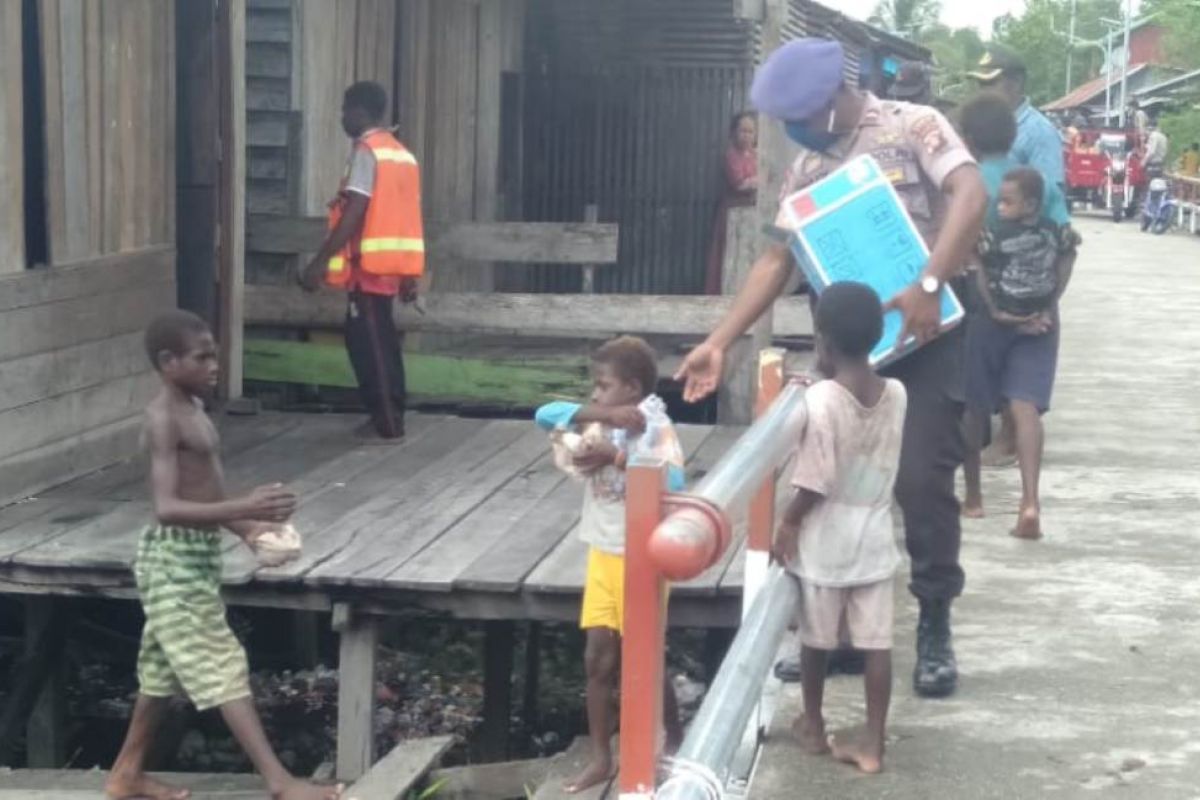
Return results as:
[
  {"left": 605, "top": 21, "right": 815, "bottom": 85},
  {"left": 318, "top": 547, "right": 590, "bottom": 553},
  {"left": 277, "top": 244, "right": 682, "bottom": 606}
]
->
[{"left": 784, "top": 104, "right": 840, "bottom": 152}]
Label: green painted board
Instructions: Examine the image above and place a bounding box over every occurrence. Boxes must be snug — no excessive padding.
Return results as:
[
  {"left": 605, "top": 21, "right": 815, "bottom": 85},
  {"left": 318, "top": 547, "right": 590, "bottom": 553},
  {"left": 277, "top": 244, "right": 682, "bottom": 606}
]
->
[{"left": 244, "top": 339, "right": 591, "bottom": 406}]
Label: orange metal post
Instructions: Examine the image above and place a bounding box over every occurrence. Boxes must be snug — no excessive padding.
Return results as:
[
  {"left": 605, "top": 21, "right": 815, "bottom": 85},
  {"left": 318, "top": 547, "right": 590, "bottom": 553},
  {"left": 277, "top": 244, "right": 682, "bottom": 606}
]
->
[
  {"left": 619, "top": 460, "right": 669, "bottom": 799},
  {"left": 745, "top": 350, "right": 785, "bottom": 613}
]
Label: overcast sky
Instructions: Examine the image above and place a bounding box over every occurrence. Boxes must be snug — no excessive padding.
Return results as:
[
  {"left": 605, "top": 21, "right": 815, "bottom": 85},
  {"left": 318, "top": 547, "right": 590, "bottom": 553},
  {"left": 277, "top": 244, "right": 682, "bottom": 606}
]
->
[{"left": 836, "top": 0, "right": 1143, "bottom": 36}]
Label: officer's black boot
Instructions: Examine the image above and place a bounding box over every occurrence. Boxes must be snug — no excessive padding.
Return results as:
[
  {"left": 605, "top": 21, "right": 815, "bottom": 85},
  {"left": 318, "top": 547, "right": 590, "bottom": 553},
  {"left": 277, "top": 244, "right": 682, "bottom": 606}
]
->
[{"left": 913, "top": 597, "right": 957, "bottom": 698}]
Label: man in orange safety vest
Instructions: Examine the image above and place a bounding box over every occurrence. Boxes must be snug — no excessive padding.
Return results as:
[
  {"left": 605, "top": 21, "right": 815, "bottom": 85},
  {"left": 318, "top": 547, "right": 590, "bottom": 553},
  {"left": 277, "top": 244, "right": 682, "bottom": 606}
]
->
[{"left": 301, "top": 81, "right": 425, "bottom": 441}]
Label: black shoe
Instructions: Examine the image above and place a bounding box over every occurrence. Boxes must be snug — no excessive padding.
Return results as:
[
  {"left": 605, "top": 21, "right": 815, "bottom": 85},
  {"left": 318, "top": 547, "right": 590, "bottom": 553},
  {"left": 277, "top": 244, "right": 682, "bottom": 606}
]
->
[
  {"left": 774, "top": 655, "right": 803, "bottom": 683},
  {"left": 773, "top": 648, "right": 865, "bottom": 683},
  {"left": 913, "top": 598, "right": 958, "bottom": 698}
]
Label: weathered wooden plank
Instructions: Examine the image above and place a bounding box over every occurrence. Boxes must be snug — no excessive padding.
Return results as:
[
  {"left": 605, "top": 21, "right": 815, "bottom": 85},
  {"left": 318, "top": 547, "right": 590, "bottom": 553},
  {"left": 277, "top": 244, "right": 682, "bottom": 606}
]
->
[
  {"left": 0, "top": 416, "right": 142, "bottom": 511},
  {"left": 0, "top": 371, "right": 159, "bottom": 462},
  {"left": 247, "top": 7, "right": 292, "bottom": 42},
  {"left": 39, "top": 0, "right": 68, "bottom": 263},
  {"left": 336, "top": 608, "right": 378, "bottom": 782},
  {"left": 247, "top": 214, "right": 620, "bottom": 264},
  {"left": 431, "top": 754, "right": 561, "bottom": 800},
  {"left": 530, "top": 738, "right": 613, "bottom": 800},
  {"left": 11, "top": 416, "right": 353, "bottom": 572},
  {"left": 224, "top": 416, "right": 483, "bottom": 582},
  {"left": 0, "top": 413, "right": 302, "bottom": 551},
  {"left": 248, "top": 149, "right": 289, "bottom": 179},
  {"left": 0, "top": 274, "right": 171, "bottom": 364},
  {"left": 246, "top": 42, "right": 290, "bottom": 78},
  {"left": 343, "top": 735, "right": 454, "bottom": 800},
  {"left": 0, "top": 332, "right": 146, "bottom": 415},
  {"left": 248, "top": 110, "right": 290, "bottom": 147},
  {"left": 522, "top": 424, "right": 716, "bottom": 594},
  {"left": 0, "top": 245, "right": 174, "bottom": 313},
  {"left": 336, "top": 425, "right": 553, "bottom": 587},
  {"left": 0, "top": 0, "right": 23, "bottom": 272},
  {"left": 257, "top": 416, "right": 488, "bottom": 583},
  {"left": 0, "top": 770, "right": 263, "bottom": 793},
  {"left": 99, "top": 0, "right": 122, "bottom": 254},
  {"left": 304, "top": 421, "right": 534, "bottom": 586},
  {"left": 244, "top": 284, "right": 813, "bottom": 337},
  {"left": 247, "top": 77, "right": 290, "bottom": 111},
  {"left": 451, "top": 474, "right": 579, "bottom": 594},
  {"left": 219, "top": 0, "right": 248, "bottom": 400},
  {"left": 386, "top": 449, "right": 567, "bottom": 591}
]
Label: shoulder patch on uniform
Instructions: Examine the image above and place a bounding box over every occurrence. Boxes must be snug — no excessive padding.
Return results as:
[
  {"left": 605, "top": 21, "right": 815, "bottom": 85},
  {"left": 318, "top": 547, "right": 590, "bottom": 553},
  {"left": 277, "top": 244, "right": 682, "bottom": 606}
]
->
[{"left": 909, "top": 114, "right": 948, "bottom": 156}]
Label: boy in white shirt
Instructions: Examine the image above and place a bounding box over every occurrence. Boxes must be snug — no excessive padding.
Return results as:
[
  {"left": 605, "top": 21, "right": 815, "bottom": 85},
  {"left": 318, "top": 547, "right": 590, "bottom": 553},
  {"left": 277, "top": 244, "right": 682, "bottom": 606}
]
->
[
  {"left": 534, "top": 336, "right": 685, "bottom": 793},
  {"left": 773, "top": 283, "right": 907, "bottom": 775}
]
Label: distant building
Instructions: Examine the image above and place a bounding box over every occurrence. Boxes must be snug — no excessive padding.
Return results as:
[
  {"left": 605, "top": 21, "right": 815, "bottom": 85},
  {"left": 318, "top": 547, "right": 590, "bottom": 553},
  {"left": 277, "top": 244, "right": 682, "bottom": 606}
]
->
[{"left": 1044, "top": 17, "right": 1178, "bottom": 124}]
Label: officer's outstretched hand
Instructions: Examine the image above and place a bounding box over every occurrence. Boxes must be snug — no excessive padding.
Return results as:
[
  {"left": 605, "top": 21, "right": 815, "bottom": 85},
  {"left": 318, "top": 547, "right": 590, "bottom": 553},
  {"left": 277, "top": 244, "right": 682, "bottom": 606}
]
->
[
  {"left": 674, "top": 341, "right": 725, "bottom": 403},
  {"left": 885, "top": 285, "right": 942, "bottom": 346}
]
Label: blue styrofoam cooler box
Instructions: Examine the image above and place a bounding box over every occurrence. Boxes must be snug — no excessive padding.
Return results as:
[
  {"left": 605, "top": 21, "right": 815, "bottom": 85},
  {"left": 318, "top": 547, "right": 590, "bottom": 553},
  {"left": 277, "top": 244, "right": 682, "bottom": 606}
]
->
[{"left": 779, "top": 154, "right": 964, "bottom": 367}]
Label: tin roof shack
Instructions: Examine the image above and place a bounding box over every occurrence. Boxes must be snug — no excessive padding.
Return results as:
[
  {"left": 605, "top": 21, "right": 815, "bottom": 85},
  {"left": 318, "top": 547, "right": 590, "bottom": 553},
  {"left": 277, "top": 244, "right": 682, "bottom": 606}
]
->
[
  {"left": 0, "top": 0, "right": 178, "bottom": 507},
  {"left": 240, "top": 0, "right": 926, "bottom": 421}
]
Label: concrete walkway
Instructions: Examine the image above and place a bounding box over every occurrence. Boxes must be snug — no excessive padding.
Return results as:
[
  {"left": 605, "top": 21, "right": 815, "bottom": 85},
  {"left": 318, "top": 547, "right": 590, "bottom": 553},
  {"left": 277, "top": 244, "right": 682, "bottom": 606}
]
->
[{"left": 751, "top": 217, "right": 1200, "bottom": 799}]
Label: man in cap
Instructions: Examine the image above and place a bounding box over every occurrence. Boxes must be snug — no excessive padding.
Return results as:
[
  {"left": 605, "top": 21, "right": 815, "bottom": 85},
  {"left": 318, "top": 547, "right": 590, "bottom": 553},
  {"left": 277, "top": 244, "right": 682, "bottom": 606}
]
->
[
  {"left": 676, "top": 38, "right": 987, "bottom": 699},
  {"left": 889, "top": 61, "right": 934, "bottom": 106},
  {"left": 968, "top": 44, "right": 1066, "bottom": 467},
  {"left": 969, "top": 44, "right": 1065, "bottom": 193}
]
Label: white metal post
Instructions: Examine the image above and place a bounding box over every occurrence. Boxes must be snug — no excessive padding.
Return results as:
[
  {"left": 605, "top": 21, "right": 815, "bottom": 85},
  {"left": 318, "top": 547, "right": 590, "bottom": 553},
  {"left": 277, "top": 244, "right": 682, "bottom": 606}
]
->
[{"left": 1119, "top": 0, "right": 1132, "bottom": 128}]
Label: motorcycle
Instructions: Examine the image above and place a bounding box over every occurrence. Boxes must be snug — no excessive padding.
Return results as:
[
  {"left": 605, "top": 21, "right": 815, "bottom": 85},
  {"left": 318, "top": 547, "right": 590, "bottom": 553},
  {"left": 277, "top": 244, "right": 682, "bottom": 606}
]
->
[
  {"left": 1105, "top": 151, "right": 1137, "bottom": 222},
  {"left": 1140, "top": 176, "right": 1175, "bottom": 235}
]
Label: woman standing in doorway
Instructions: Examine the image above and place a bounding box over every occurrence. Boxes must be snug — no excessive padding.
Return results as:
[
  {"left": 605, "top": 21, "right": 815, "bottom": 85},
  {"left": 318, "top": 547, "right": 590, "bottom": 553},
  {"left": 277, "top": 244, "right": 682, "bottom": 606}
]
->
[{"left": 705, "top": 112, "right": 758, "bottom": 294}]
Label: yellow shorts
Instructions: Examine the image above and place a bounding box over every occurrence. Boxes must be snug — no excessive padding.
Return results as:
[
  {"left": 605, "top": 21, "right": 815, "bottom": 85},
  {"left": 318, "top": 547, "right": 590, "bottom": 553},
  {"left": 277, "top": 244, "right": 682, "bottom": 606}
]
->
[
  {"left": 580, "top": 548, "right": 671, "bottom": 634},
  {"left": 580, "top": 548, "right": 626, "bottom": 633}
]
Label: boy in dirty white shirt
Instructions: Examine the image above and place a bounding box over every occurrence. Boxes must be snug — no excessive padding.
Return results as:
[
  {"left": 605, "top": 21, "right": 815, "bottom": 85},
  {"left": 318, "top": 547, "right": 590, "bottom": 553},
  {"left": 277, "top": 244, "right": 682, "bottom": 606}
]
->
[{"left": 772, "top": 283, "right": 907, "bottom": 776}]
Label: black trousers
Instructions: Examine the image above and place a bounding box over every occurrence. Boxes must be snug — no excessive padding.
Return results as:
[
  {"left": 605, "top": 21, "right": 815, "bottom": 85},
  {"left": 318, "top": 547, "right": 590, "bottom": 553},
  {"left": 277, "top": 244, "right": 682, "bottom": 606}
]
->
[
  {"left": 881, "top": 327, "right": 967, "bottom": 601},
  {"left": 345, "top": 291, "right": 406, "bottom": 437}
]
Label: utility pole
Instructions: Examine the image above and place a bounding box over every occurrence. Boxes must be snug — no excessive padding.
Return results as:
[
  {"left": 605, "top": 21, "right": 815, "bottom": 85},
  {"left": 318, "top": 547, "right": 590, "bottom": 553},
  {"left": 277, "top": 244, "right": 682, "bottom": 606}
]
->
[
  {"left": 1066, "top": 0, "right": 1077, "bottom": 94},
  {"left": 1119, "top": 0, "right": 1132, "bottom": 128}
]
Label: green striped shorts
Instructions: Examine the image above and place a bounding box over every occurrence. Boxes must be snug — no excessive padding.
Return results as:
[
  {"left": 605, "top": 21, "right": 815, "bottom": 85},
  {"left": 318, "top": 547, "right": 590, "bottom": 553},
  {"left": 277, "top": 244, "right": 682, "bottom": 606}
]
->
[{"left": 134, "top": 525, "right": 250, "bottom": 711}]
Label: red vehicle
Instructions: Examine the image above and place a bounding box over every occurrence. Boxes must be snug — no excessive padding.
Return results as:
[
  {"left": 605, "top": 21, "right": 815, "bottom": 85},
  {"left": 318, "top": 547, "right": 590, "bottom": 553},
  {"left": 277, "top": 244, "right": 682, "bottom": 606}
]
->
[
  {"left": 1064, "top": 128, "right": 1146, "bottom": 220},
  {"left": 1100, "top": 130, "right": 1145, "bottom": 222},
  {"left": 1064, "top": 130, "right": 1109, "bottom": 209}
]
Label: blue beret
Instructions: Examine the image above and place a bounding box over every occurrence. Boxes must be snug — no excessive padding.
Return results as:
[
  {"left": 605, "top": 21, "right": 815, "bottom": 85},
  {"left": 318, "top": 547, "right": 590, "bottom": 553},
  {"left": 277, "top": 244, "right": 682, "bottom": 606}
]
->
[{"left": 750, "top": 38, "right": 845, "bottom": 122}]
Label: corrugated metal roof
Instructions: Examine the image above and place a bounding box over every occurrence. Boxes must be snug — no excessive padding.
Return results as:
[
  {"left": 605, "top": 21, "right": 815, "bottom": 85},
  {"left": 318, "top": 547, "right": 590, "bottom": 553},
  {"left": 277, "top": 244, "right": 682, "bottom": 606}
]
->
[{"left": 1044, "top": 64, "right": 1150, "bottom": 111}]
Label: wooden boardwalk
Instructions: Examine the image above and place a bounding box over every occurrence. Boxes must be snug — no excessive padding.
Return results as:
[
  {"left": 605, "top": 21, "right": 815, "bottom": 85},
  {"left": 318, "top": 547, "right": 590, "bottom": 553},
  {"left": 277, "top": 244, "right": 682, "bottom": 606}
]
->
[{"left": 0, "top": 411, "right": 747, "bottom": 625}]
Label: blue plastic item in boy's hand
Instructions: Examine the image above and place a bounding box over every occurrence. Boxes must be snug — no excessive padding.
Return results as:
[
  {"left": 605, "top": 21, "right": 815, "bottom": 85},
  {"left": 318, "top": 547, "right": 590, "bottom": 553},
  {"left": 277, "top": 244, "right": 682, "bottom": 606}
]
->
[{"left": 779, "top": 155, "right": 964, "bottom": 367}]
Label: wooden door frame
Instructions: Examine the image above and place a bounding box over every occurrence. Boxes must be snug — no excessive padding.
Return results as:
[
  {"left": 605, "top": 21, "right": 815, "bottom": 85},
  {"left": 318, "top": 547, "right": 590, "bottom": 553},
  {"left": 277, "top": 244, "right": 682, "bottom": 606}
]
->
[{"left": 216, "top": 0, "right": 246, "bottom": 400}]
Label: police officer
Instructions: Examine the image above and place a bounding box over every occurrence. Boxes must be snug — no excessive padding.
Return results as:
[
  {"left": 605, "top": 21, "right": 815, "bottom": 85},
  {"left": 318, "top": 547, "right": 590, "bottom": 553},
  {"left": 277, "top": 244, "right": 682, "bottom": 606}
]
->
[{"left": 676, "top": 39, "right": 987, "bottom": 698}]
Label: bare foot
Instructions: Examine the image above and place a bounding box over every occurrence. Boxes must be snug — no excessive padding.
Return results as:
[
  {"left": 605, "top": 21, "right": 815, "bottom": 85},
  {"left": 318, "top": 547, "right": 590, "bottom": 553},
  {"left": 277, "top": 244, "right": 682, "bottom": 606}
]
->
[
  {"left": 273, "top": 780, "right": 343, "bottom": 800},
  {"left": 961, "top": 501, "right": 984, "bottom": 519},
  {"left": 830, "top": 734, "right": 883, "bottom": 774},
  {"left": 792, "top": 713, "right": 830, "bottom": 755},
  {"left": 105, "top": 772, "right": 191, "bottom": 800},
  {"left": 563, "top": 760, "right": 613, "bottom": 794},
  {"left": 1010, "top": 506, "right": 1043, "bottom": 540}
]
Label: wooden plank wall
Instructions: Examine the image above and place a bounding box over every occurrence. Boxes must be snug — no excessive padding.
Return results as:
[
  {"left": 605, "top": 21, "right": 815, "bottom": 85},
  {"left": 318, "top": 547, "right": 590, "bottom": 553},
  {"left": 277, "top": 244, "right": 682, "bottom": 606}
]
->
[
  {"left": 39, "top": 0, "right": 175, "bottom": 263},
  {"left": 0, "top": 0, "right": 177, "bottom": 507},
  {"left": 396, "top": 0, "right": 524, "bottom": 291},
  {"left": 0, "top": 0, "right": 22, "bottom": 273},
  {"left": 294, "top": 0, "right": 395, "bottom": 220}
]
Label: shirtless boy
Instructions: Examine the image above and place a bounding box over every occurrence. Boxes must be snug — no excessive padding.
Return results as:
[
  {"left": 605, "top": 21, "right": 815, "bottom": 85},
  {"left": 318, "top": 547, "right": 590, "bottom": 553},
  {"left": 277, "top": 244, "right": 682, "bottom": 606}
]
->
[{"left": 106, "top": 310, "right": 339, "bottom": 800}]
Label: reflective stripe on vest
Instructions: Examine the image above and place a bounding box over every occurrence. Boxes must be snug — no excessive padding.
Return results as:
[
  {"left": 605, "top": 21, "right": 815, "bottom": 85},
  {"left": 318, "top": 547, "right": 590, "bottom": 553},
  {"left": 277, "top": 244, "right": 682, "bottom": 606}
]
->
[
  {"left": 372, "top": 148, "right": 418, "bottom": 165},
  {"left": 360, "top": 237, "right": 425, "bottom": 254}
]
